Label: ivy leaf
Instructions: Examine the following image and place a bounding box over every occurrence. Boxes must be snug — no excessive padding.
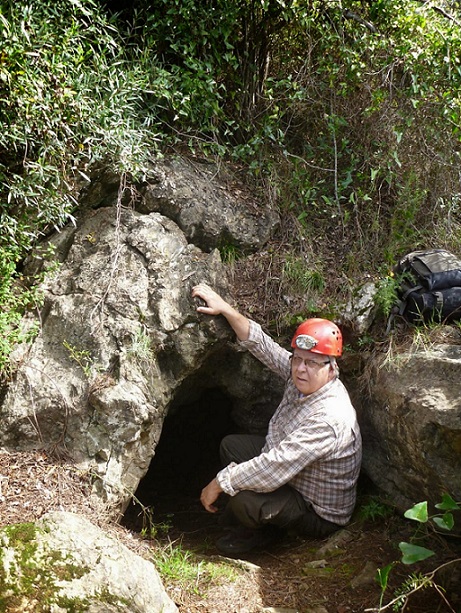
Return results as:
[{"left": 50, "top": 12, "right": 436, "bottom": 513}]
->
[
  {"left": 376, "top": 562, "right": 395, "bottom": 590},
  {"left": 433, "top": 513, "right": 454, "bottom": 531},
  {"left": 404, "top": 501, "right": 428, "bottom": 523},
  {"left": 399, "top": 542, "right": 435, "bottom": 565},
  {"left": 435, "top": 494, "right": 460, "bottom": 511}
]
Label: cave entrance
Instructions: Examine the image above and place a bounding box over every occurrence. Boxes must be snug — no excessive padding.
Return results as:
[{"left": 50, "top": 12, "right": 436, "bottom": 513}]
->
[{"left": 122, "top": 386, "right": 238, "bottom": 538}]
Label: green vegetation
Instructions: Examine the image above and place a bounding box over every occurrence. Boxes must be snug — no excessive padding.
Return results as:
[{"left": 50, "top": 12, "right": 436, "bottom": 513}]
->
[
  {"left": 151, "top": 539, "right": 238, "bottom": 597},
  {"left": 127, "top": 325, "right": 154, "bottom": 364},
  {"left": 133, "top": 501, "right": 240, "bottom": 599},
  {"left": 374, "top": 494, "right": 461, "bottom": 612},
  {"left": 138, "top": 505, "right": 173, "bottom": 541},
  {"left": 358, "top": 497, "right": 394, "bottom": 523},
  {"left": 374, "top": 273, "right": 401, "bottom": 318},
  {"left": 218, "top": 242, "right": 242, "bottom": 265},
  {"left": 283, "top": 256, "right": 325, "bottom": 296},
  {"left": 1, "top": 0, "right": 461, "bottom": 366},
  {"left": 63, "top": 340, "right": 95, "bottom": 379}
]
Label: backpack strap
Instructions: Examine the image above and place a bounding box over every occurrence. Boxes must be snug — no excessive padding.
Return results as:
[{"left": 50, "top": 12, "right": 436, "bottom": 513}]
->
[
  {"left": 387, "top": 284, "right": 424, "bottom": 333},
  {"left": 385, "top": 309, "right": 396, "bottom": 334},
  {"left": 398, "top": 284, "right": 423, "bottom": 315},
  {"left": 434, "top": 291, "right": 444, "bottom": 310}
]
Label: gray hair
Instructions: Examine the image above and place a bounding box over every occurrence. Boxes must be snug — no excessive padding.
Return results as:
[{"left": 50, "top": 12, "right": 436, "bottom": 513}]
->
[{"left": 329, "top": 356, "right": 339, "bottom": 377}]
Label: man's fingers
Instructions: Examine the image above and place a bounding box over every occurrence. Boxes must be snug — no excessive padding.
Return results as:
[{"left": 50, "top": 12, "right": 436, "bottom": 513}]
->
[{"left": 200, "top": 478, "right": 222, "bottom": 513}]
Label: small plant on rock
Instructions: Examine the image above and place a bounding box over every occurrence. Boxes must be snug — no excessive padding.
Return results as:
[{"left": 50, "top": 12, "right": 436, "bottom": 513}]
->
[
  {"left": 359, "top": 497, "right": 393, "bottom": 523},
  {"left": 63, "top": 341, "right": 96, "bottom": 379}
]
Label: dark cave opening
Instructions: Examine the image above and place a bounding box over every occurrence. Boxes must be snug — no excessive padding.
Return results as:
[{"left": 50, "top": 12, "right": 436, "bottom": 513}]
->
[{"left": 122, "top": 386, "right": 238, "bottom": 534}]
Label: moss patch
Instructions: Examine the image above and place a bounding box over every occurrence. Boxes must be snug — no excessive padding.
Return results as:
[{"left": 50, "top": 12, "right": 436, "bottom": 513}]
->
[{"left": 0, "top": 521, "right": 92, "bottom": 612}]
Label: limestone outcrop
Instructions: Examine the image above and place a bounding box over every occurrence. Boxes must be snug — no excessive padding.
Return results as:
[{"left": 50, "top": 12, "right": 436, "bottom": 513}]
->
[
  {"left": 354, "top": 340, "right": 461, "bottom": 511},
  {"left": 137, "top": 157, "right": 280, "bottom": 253},
  {"left": 0, "top": 159, "right": 282, "bottom": 515},
  {"left": 0, "top": 511, "right": 178, "bottom": 612}
]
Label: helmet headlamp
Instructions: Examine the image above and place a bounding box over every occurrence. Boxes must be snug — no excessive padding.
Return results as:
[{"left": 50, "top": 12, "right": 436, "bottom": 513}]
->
[{"left": 295, "top": 334, "right": 318, "bottom": 351}]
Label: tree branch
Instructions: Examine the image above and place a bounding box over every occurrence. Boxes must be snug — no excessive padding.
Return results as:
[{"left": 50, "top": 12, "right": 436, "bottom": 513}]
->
[
  {"left": 417, "top": 0, "right": 461, "bottom": 26},
  {"left": 343, "top": 10, "right": 377, "bottom": 33}
]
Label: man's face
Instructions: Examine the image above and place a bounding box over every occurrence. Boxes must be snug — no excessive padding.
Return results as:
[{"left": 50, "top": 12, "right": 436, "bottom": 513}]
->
[{"left": 291, "top": 349, "right": 333, "bottom": 395}]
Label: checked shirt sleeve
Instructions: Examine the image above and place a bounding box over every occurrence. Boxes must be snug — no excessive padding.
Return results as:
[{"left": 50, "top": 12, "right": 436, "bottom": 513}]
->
[
  {"left": 239, "top": 320, "right": 292, "bottom": 380},
  {"left": 216, "top": 420, "right": 337, "bottom": 496}
]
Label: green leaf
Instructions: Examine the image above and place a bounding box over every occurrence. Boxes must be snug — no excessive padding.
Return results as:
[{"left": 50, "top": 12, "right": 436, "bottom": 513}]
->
[
  {"left": 435, "top": 494, "right": 460, "bottom": 511},
  {"left": 404, "top": 501, "right": 428, "bottom": 523},
  {"left": 399, "top": 542, "right": 435, "bottom": 565},
  {"left": 433, "top": 513, "right": 454, "bottom": 531},
  {"left": 376, "top": 562, "right": 395, "bottom": 589}
]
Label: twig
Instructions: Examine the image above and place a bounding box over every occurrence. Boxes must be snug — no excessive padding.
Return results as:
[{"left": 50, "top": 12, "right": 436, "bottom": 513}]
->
[
  {"left": 365, "top": 558, "right": 461, "bottom": 612},
  {"left": 89, "top": 172, "right": 136, "bottom": 332},
  {"left": 330, "top": 94, "right": 345, "bottom": 238}
]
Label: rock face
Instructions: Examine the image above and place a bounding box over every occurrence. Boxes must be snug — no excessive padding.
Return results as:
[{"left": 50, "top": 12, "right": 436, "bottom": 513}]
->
[
  {"left": 0, "top": 159, "right": 282, "bottom": 514},
  {"left": 136, "top": 157, "right": 280, "bottom": 253},
  {"left": 0, "top": 511, "right": 178, "bottom": 612},
  {"left": 1, "top": 154, "right": 461, "bottom": 521},
  {"left": 355, "top": 343, "right": 461, "bottom": 511}
]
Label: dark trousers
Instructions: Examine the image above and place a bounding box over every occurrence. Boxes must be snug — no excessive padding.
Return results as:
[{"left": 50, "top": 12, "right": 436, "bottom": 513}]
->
[{"left": 220, "top": 434, "right": 341, "bottom": 538}]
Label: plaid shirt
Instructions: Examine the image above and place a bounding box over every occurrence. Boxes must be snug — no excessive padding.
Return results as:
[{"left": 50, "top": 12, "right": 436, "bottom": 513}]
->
[{"left": 217, "top": 320, "right": 362, "bottom": 525}]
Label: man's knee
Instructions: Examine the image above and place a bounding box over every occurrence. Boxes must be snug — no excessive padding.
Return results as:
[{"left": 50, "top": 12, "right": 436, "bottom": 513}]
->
[
  {"left": 219, "top": 435, "right": 242, "bottom": 465},
  {"left": 228, "top": 489, "right": 301, "bottom": 530},
  {"left": 220, "top": 434, "right": 265, "bottom": 465},
  {"left": 228, "top": 491, "right": 263, "bottom": 529}
]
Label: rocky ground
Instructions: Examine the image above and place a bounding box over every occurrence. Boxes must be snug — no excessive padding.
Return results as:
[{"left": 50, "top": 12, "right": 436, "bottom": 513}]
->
[
  {"left": 1, "top": 450, "right": 460, "bottom": 613},
  {"left": 123, "top": 490, "right": 461, "bottom": 613}
]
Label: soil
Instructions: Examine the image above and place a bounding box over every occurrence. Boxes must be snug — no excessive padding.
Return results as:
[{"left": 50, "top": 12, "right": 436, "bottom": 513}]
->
[
  {"left": 1, "top": 450, "right": 459, "bottom": 613},
  {"left": 123, "top": 489, "right": 461, "bottom": 613}
]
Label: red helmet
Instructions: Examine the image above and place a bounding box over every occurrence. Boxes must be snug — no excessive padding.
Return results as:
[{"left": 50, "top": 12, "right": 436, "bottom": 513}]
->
[{"left": 291, "top": 318, "right": 343, "bottom": 357}]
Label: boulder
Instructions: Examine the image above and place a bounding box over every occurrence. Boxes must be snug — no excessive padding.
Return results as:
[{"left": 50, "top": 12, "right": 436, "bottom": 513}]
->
[
  {"left": 0, "top": 159, "right": 283, "bottom": 515},
  {"left": 356, "top": 341, "right": 461, "bottom": 511},
  {"left": 0, "top": 207, "right": 234, "bottom": 508},
  {"left": 0, "top": 511, "right": 178, "bottom": 612},
  {"left": 342, "top": 281, "right": 378, "bottom": 335},
  {"left": 137, "top": 157, "right": 280, "bottom": 253},
  {"left": 78, "top": 157, "right": 280, "bottom": 254}
]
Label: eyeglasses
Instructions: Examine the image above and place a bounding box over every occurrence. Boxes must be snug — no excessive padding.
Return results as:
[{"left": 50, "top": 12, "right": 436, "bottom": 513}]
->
[{"left": 291, "top": 355, "right": 330, "bottom": 369}]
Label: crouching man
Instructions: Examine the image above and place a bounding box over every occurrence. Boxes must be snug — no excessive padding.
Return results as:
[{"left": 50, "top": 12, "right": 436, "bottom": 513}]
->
[{"left": 192, "top": 283, "right": 362, "bottom": 555}]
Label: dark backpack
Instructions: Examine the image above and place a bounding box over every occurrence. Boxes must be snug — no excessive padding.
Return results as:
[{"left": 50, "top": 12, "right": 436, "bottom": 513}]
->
[{"left": 393, "top": 248, "right": 461, "bottom": 324}]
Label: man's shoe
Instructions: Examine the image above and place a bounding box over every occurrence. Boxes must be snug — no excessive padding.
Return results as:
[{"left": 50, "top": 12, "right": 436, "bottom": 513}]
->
[{"left": 216, "top": 526, "right": 278, "bottom": 556}]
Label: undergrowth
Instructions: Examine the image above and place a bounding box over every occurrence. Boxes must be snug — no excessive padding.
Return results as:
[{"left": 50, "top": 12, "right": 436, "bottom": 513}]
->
[{"left": 1, "top": 0, "right": 461, "bottom": 365}]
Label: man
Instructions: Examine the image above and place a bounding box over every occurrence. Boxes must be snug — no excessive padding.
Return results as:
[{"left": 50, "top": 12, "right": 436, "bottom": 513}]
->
[{"left": 191, "top": 283, "right": 362, "bottom": 555}]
